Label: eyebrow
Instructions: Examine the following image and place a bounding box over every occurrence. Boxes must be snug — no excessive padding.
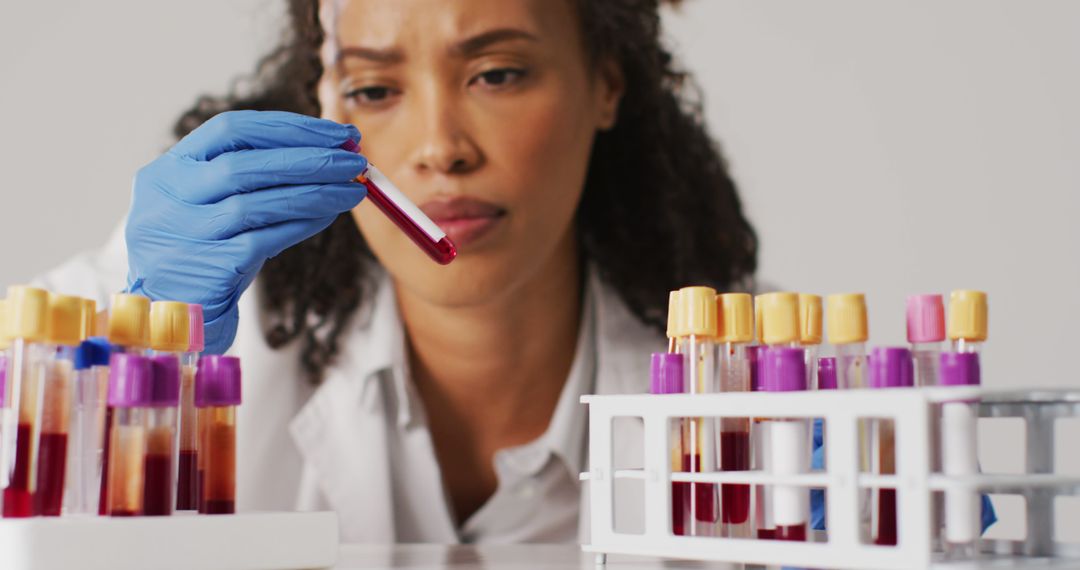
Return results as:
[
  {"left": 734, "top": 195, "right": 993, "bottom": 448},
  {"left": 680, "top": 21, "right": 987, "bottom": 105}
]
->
[{"left": 337, "top": 28, "right": 538, "bottom": 65}]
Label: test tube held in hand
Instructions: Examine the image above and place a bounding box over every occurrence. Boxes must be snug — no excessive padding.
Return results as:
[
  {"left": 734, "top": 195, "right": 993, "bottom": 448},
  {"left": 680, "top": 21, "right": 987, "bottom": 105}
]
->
[{"left": 195, "top": 355, "right": 241, "bottom": 515}]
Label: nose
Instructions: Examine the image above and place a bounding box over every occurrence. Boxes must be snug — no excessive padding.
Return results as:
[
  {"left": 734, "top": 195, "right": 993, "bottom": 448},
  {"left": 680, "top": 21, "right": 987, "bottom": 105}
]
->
[{"left": 408, "top": 85, "right": 483, "bottom": 176}]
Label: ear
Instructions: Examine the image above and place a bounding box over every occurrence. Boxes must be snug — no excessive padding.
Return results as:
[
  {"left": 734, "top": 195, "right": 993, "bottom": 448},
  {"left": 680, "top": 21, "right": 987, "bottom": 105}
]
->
[{"left": 593, "top": 57, "right": 625, "bottom": 131}]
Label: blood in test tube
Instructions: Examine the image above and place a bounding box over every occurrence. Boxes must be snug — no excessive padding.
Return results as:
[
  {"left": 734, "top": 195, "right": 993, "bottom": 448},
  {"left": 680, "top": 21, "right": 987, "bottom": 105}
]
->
[
  {"left": 176, "top": 304, "right": 203, "bottom": 511},
  {"left": 868, "top": 347, "right": 914, "bottom": 546},
  {"left": 717, "top": 293, "right": 754, "bottom": 534},
  {"left": 196, "top": 355, "right": 242, "bottom": 515},
  {"left": 720, "top": 430, "right": 751, "bottom": 524},
  {"left": 34, "top": 294, "right": 82, "bottom": 516},
  {"left": 2, "top": 286, "right": 52, "bottom": 518},
  {"left": 105, "top": 353, "right": 152, "bottom": 517},
  {"left": 340, "top": 140, "right": 457, "bottom": 265},
  {"left": 97, "top": 407, "right": 114, "bottom": 515},
  {"left": 142, "top": 353, "right": 181, "bottom": 516},
  {"left": 762, "top": 347, "right": 812, "bottom": 542},
  {"left": 650, "top": 353, "right": 688, "bottom": 536}
]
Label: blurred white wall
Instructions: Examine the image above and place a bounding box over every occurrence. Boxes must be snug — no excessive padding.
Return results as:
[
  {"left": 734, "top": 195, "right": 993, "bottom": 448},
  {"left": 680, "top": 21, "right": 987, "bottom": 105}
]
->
[{"left": 1, "top": 0, "right": 1078, "bottom": 390}]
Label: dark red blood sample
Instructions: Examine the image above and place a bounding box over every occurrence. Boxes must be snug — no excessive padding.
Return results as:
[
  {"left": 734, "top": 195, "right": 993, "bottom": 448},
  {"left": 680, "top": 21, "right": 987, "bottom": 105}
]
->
[
  {"left": 34, "top": 432, "right": 69, "bottom": 516},
  {"left": 97, "top": 407, "right": 114, "bottom": 515},
  {"left": 3, "top": 423, "right": 34, "bottom": 518},
  {"left": 720, "top": 431, "right": 750, "bottom": 524},
  {"left": 757, "top": 528, "right": 776, "bottom": 539},
  {"left": 672, "top": 481, "right": 690, "bottom": 535},
  {"left": 143, "top": 453, "right": 174, "bottom": 516},
  {"left": 110, "top": 510, "right": 139, "bottom": 517},
  {"left": 203, "top": 500, "right": 235, "bottom": 515},
  {"left": 875, "top": 489, "right": 898, "bottom": 546},
  {"left": 197, "top": 469, "right": 205, "bottom": 513},
  {"left": 682, "top": 453, "right": 718, "bottom": 523},
  {"left": 775, "top": 523, "right": 807, "bottom": 541},
  {"left": 176, "top": 449, "right": 198, "bottom": 510}
]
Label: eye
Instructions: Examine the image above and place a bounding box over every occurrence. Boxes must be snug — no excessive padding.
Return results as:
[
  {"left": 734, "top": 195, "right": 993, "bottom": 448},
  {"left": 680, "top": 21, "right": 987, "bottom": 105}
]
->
[
  {"left": 470, "top": 68, "right": 527, "bottom": 89},
  {"left": 343, "top": 85, "right": 399, "bottom": 105}
]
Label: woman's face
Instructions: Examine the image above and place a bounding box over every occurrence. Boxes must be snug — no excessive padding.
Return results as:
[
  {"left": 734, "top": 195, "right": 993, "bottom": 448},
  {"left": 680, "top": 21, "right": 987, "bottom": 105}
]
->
[{"left": 319, "top": 0, "right": 622, "bottom": 307}]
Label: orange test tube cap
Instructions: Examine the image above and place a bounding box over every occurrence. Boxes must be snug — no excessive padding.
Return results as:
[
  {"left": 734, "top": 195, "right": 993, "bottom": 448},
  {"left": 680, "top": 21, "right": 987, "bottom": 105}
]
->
[
  {"left": 78, "top": 298, "right": 97, "bottom": 341},
  {"left": 947, "top": 290, "right": 988, "bottom": 342},
  {"left": 826, "top": 293, "right": 869, "bottom": 344},
  {"left": 677, "top": 286, "right": 718, "bottom": 338},
  {"left": 757, "top": 292, "right": 800, "bottom": 345},
  {"left": 666, "top": 290, "right": 684, "bottom": 339},
  {"left": 718, "top": 293, "right": 753, "bottom": 343},
  {"left": 150, "top": 301, "right": 191, "bottom": 353},
  {"left": 799, "top": 294, "right": 823, "bottom": 345},
  {"left": 5, "top": 286, "right": 50, "bottom": 343},
  {"left": 107, "top": 293, "right": 151, "bottom": 349},
  {"left": 47, "top": 293, "right": 84, "bottom": 347}
]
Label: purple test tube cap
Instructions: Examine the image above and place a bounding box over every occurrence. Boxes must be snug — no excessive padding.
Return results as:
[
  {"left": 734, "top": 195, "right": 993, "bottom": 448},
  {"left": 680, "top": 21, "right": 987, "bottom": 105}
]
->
[
  {"left": 762, "top": 347, "right": 807, "bottom": 392},
  {"left": 148, "top": 355, "right": 182, "bottom": 407},
  {"left": 195, "top": 355, "right": 243, "bottom": 407},
  {"left": 869, "top": 347, "right": 914, "bottom": 389},
  {"left": 0, "top": 354, "right": 7, "bottom": 406},
  {"left": 650, "top": 352, "right": 685, "bottom": 395},
  {"left": 940, "top": 352, "right": 981, "bottom": 386},
  {"left": 817, "top": 357, "right": 837, "bottom": 390},
  {"left": 107, "top": 353, "right": 153, "bottom": 408},
  {"left": 747, "top": 345, "right": 762, "bottom": 392}
]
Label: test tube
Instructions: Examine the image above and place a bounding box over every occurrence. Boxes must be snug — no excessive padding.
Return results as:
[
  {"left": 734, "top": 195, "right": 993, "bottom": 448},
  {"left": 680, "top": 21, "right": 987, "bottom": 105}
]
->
[
  {"left": 798, "top": 294, "right": 823, "bottom": 388},
  {"left": 761, "top": 347, "right": 811, "bottom": 541},
  {"left": 674, "top": 287, "right": 719, "bottom": 536},
  {"left": 907, "top": 294, "right": 946, "bottom": 387},
  {"left": 105, "top": 353, "right": 151, "bottom": 516},
  {"left": 2, "top": 286, "right": 51, "bottom": 518},
  {"left": 947, "top": 290, "right": 988, "bottom": 354},
  {"left": 938, "top": 352, "right": 981, "bottom": 555},
  {"left": 65, "top": 337, "right": 111, "bottom": 515},
  {"left": 716, "top": 293, "right": 753, "bottom": 537},
  {"left": 98, "top": 292, "right": 150, "bottom": 515},
  {"left": 0, "top": 299, "right": 9, "bottom": 511},
  {"left": 176, "top": 304, "right": 204, "bottom": 511},
  {"left": 867, "top": 347, "right": 914, "bottom": 546},
  {"left": 196, "top": 355, "right": 241, "bottom": 514},
  {"left": 826, "top": 293, "right": 869, "bottom": 390},
  {"left": 340, "top": 140, "right": 456, "bottom": 265},
  {"left": 33, "top": 294, "right": 82, "bottom": 516},
  {"left": 666, "top": 291, "right": 681, "bottom": 354},
  {"left": 144, "top": 355, "right": 181, "bottom": 516},
  {"left": 650, "top": 352, "right": 687, "bottom": 535},
  {"left": 753, "top": 292, "right": 801, "bottom": 540}
]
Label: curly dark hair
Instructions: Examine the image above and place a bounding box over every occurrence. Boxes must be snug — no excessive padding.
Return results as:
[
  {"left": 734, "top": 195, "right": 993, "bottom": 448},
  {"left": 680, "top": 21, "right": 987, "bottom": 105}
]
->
[{"left": 174, "top": 0, "right": 757, "bottom": 384}]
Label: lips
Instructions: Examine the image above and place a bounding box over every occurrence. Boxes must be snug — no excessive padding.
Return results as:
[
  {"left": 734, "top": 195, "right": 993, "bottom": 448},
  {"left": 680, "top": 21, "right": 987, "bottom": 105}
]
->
[{"left": 420, "top": 198, "right": 507, "bottom": 249}]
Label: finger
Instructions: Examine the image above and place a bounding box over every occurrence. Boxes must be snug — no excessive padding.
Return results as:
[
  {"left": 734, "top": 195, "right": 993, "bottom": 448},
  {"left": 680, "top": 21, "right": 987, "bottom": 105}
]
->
[
  {"left": 183, "top": 147, "right": 367, "bottom": 204},
  {"left": 202, "top": 182, "right": 366, "bottom": 240},
  {"left": 233, "top": 215, "right": 341, "bottom": 273},
  {"left": 170, "top": 110, "right": 361, "bottom": 162}
]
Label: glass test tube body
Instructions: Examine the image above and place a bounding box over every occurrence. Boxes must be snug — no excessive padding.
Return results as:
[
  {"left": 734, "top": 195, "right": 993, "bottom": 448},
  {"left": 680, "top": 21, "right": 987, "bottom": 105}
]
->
[
  {"left": 176, "top": 352, "right": 199, "bottom": 511},
  {"left": 199, "top": 406, "right": 236, "bottom": 514},
  {"left": 65, "top": 363, "right": 109, "bottom": 514},
  {"left": 913, "top": 340, "right": 944, "bottom": 544},
  {"left": 871, "top": 416, "right": 898, "bottom": 545},
  {"left": 753, "top": 342, "right": 798, "bottom": 540},
  {"left": 35, "top": 347, "right": 75, "bottom": 516},
  {"left": 768, "top": 414, "right": 810, "bottom": 541},
  {"left": 718, "top": 342, "right": 751, "bottom": 537},
  {"left": 951, "top": 340, "right": 982, "bottom": 354},
  {"left": 2, "top": 339, "right": 52, "bottom": 517},
  {"left": 677, "top": 335, "right": 717, "bottom": 535},
  {"left": 98, "top": 345, "right": 141, "bottom": 515},
  {"left": 670, "top": 416, "right": 689, "bottom": 536},
  {"left": 143, "top": 406, "right": 177, "bottom": 516},
  {"left": 912, "top": 342, "right": 942, "bottom": 387},
  {"left": 941, "top": 398, "right": 980, "bottom": 553},
  {"left": 835, "top": 341, "right": 872, "bottom": 527},
  {"left": 106, "top": 407, "right": 147, "bottom": 516}
]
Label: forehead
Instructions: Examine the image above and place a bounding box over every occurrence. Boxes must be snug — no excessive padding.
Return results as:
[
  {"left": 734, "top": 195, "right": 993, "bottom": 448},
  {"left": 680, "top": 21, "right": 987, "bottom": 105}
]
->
[{"left": 324, "top": 0, "right": 577, "bottom": 51}]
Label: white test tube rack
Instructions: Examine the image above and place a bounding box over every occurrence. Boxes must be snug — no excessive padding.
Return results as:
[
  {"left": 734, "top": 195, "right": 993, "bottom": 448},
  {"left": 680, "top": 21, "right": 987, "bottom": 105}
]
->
[{"left": 580, "top": 387, "right": 1080, "bottom": 569}]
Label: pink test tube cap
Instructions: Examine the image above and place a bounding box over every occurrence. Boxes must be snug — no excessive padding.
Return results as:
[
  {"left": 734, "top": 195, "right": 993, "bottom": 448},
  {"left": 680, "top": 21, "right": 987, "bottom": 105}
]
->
[
  {"left": 906, "top": 294, "right": 946, "bottom": 343},
  {"left": 188, "top": 304, "right": 205, "bottom": 353}
]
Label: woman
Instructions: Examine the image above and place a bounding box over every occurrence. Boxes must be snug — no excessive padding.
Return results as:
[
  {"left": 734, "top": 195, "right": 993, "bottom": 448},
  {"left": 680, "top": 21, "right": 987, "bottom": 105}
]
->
[{"left": 39, "top": 0, "right": 756, "bottom": 542}]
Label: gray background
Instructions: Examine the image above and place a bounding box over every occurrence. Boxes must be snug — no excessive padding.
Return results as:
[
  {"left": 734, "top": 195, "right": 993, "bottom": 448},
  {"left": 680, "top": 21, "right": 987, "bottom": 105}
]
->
[{"left": 0, "top": 0, "right": 1078, "bottom": 539}]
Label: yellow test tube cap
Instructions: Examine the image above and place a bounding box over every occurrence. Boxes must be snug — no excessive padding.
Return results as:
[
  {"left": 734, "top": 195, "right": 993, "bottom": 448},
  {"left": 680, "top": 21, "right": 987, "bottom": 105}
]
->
[
  {"left": 717, "top": 293, "right": 753, "bottom": 343},
  {"left": 799, "top": 293, "right": 823, "bottom": 345},
  {"left": 78, "top": 298, "right": 97, "bottom": 341},
  {"left": 107, "top": 293, "right": 151, "bottom": 348},
  {"left": 666, "top": 290, "right": 683, "bottom": 338},
  {"left": 677, "top": 286, "right": 718, "bottom": 337},
  {"left": 150, "top": 301, "right": 191, "bottom": 352},
  {"left": 47, "top": 293, "right": 84, "bottom": 347},
  {"left": 826, "top": 293, "right": 869, "bottom": 344},
  {"left": 757, "top": 292, "right": 800, "bottom": 345},
  {"left": 947, "top": 290, "right": 988, "bottom": 342},
  {"left": 5, "top": 286, "right": 51, "bottom": 343}
]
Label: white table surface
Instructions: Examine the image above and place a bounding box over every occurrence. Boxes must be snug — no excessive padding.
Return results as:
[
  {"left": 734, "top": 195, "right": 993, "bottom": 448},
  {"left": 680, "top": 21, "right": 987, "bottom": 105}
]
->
[{"left": 332, "top": 544, "right": 734, "bottom": 569}]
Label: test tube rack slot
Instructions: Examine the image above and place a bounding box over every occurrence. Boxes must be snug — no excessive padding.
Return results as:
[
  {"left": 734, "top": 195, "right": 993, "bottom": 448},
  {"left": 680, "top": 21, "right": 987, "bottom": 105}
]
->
[
  {"left": 579, "top": 387, "right": 1080, "bottom": 569},
  {"left": 0, "top": 511, "right": 339, "bottom": 570}
]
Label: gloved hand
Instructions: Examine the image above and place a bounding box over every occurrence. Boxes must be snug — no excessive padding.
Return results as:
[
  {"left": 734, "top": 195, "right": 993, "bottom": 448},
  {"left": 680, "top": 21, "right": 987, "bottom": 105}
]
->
[{"left": 126, "top": 110, "right": 368, "bottom": 354}]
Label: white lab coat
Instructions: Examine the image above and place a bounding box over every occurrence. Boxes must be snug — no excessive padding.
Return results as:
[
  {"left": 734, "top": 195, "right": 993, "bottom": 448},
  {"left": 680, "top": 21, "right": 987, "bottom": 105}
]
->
[{"left": 34, "top": 223, "right": 657, "bottom": 542}]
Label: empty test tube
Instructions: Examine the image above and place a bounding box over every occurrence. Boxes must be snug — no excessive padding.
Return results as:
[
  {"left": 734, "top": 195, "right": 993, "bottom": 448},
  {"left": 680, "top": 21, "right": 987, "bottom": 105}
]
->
[
  {"left": 947, "top": 290, "right": 987, "bottom": 354},
  {"left": 867, "top": 347, "right": 914, "bottom": 546},
  {"left": 176, "top": 304, "right": 204, "bottom": 511},
  {"left": 34, "top": 294, "right": 83, "bottom": 516},
  {"left": 761, "top": 347, "right": 811, "bottom": 541},
  {"left": 717, "top": 293, "right": 753, "bottom": 537},
  {"left": 939, "top": 352, "right": 981, "bottom": 554},
  {"left": 65, "top": 337, "right": 111, "bottom": 515},
  {"left": 650, "top": 352, "right": 687, "bottom": 536},
  {"left": 196, "top": 355, "right": 241, "bottom": 514},
  {"left": 143, "top": 355, "right": 181, "bottom": 516},
  {"left": 105, "top": 353, "right": 152, "bottom": 516},
  {"left": 2, "top": 286, "right": 52, "bottom": 518}
]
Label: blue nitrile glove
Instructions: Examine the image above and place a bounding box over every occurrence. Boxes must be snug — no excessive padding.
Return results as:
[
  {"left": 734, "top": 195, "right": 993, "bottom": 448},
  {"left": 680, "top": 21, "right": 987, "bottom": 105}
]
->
[
  {"left": 125, "top": 110, "right": 368, "bottom": 354},
  {"left": 810, "top": 418, "right": 998, "bottom": 533}
]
